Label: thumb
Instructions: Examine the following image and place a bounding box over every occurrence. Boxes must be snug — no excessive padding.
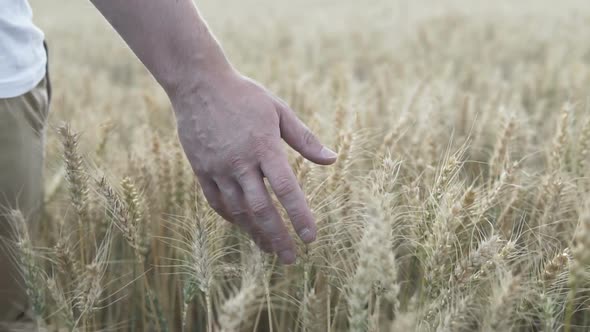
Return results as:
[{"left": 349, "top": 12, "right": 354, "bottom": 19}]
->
[{"left": 275, "top": 101, "right": 338, "bottom": 165}]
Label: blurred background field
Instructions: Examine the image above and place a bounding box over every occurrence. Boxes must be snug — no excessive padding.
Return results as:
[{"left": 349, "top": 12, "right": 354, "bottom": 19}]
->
[
  {"left": 32, "top": 0, "right": 590, "bottom": 172},
  {"left": 21, "top": 0, "right": 590, "bottom": 331}
]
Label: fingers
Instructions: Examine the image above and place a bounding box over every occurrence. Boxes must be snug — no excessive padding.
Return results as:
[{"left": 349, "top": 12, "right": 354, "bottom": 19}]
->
[
  {"left": 197, "top": 175, "right": 233, "bottom": 222},
  {"left": 216, "top": 179, "right": 272, "bottom": 253},
  {"left": 275, "top": 100, "right": 338, "bottom": 165},
  {"left": 237, "top": 170, "right": 296, "bottom": 264},
  {"left": 260, "top": 152, "right": 317, "bottom": 244}
]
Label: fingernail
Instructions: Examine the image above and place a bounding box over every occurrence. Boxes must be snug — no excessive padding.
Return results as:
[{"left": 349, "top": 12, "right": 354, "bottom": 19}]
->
[
  {"left": 320, "top": 147, "right": 338, "bottom": 160},
  {"left": 300, "top": 227, "right": 316, "bottom": 243},
  {"left": 278, "top": 249, "right": 296, "bottom": 264}
]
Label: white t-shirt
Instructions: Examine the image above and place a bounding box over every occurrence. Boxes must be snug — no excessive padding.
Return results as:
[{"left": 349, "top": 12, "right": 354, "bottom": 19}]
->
[{"left": 0, "top": 0, "right": 47, "bottom": 98}]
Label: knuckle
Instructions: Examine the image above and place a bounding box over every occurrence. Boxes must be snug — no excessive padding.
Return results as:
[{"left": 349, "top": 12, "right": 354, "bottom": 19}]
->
[
  {"left": 230, "top": 208, "right": 249, "bottom": 220},
  {"left": 274, "top": 176, "right": 296, "bottom": 198},
  {"left": 303, "top": 129, "right": 318, "bottom": 146},
  {"left": 250, "top": 200, "right": 271, "bottom": 218},
  {"left": 232, "top": 166, "right": 251, "bottom": 182},
  {"left": 288, "top": 209, "right": 308, "bottom": 226},
  {"left": 227, "top": 154, "right": 247, "bottom": 172},
  {"left": 223, "top": 154, "right": 253, "bottom": 181},
  {"left": 270, "top": 236, "right": 291, "bottom": 250},
  {"left": 252, "top": 135, "right": 273, "bottom": 159}
]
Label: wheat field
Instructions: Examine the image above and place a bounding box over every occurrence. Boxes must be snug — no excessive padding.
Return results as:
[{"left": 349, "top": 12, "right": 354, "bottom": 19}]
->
[{"left": 10, "top": 0, "right": 590, "bottom": 331}]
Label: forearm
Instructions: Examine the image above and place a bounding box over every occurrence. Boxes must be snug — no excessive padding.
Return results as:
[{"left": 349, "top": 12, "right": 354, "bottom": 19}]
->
[
  {"left": 93, "top": 0, "right": 336, "bottom": 264},
  {"left": 91, "top": 0, "right": 233, "bottom": 96}
]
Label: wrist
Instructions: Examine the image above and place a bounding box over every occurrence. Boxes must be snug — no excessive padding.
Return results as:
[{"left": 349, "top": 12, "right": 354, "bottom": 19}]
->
[
  {"left": 167, "top": 59, "right": 241, "bottom": 123},
  {"left": 162, "top": 50, "right": 236, "bottom": 99}
]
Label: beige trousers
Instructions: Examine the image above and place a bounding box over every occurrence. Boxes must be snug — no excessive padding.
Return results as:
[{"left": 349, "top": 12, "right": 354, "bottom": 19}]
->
[{"left": 0, "top": 76, "right": 49, "bottom": 321}]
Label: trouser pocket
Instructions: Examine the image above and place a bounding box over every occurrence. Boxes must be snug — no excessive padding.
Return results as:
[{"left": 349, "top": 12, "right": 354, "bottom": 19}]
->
[
  {"left": 43, "top": 40, "right": 51, "bottom": 104},
  {"left": 19, "top": 76, "right": 49, "bottom": 138}
]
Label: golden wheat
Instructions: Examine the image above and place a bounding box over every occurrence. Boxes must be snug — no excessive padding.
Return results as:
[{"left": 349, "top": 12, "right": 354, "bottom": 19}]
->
[{"left": 6, "top": 0, "right": 590, "bottom": 331}]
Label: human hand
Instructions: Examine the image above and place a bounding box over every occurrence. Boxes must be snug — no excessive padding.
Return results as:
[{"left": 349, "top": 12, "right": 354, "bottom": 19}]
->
[{"left": 171, "top": 69, "right": 337, "bottom": 264}]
